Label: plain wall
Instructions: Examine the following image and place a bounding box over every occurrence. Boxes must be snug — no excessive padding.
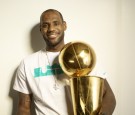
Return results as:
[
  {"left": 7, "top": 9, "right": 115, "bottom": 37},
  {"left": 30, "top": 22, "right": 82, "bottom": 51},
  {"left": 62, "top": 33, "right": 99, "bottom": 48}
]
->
[{"left": 0, "top": 0, "right": 135, "bottom": 115}]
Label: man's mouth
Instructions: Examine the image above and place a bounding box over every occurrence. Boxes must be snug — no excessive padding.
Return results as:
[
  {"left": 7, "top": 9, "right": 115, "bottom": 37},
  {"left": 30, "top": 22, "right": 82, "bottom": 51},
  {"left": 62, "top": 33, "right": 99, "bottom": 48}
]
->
[
  {"left": 48, "top": 33, "right": 58, "bottom": 39},
  {"left": 49, "top": 34, "right": 57, "bottom": 38}
]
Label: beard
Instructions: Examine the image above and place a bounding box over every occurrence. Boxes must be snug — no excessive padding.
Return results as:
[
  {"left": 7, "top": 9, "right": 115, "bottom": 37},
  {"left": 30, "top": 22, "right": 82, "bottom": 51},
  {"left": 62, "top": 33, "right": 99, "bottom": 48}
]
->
[{"left": 44, "top": 33, "right": 65, "bottom": 47}]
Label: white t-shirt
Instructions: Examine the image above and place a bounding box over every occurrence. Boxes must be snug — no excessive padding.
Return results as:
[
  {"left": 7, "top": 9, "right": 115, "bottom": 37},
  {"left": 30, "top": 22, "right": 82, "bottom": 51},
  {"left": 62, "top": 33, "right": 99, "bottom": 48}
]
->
[
  {"left": 13, "top": 48, "right": 107, "bottom": 115},
  {"left": 13, "top": 49, "right": 73, "bottom": 115}
]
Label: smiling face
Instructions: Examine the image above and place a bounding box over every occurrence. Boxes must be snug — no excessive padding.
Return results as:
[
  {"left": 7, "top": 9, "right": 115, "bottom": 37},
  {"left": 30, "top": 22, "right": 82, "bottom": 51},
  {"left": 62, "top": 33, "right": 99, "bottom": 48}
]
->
[{"left": 40, "top": 10, "right": 67, "bottom": 51}]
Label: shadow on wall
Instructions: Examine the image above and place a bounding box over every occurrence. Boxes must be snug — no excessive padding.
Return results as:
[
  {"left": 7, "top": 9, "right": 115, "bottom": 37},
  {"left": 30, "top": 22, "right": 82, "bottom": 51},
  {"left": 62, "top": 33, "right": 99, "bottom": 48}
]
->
[
  {"left": 30, "top": 23, "right": 46, "bottom": 52},
  {"left": 9, "top": 23, "right": 46, "bottom": 115}
]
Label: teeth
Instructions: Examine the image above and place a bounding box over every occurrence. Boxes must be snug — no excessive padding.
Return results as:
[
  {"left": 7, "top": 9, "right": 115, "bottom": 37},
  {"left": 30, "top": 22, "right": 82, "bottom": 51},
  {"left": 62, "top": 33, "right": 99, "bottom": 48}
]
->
[
  {"left": 50, "top": 35, "right": 56, "bottom": 37},
  {"left": 49, "top": 34, "right": 57, "bottom": 38}
]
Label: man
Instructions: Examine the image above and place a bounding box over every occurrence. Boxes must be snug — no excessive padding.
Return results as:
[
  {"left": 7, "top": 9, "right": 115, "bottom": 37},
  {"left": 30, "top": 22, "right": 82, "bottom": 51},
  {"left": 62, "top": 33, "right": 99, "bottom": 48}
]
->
[{"left": 13, "top": 9, "right": 116, "bottom": 115}]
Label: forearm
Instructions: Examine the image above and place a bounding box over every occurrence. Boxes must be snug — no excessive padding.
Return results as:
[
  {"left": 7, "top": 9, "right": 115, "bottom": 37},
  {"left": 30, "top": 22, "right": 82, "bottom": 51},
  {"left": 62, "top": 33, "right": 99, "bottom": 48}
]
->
[
  {"left": 101, "top": 91, "right": 116, "bottom": 115},
  {"left": 99, "top": 79, "right": 116, "bottom": 115}
]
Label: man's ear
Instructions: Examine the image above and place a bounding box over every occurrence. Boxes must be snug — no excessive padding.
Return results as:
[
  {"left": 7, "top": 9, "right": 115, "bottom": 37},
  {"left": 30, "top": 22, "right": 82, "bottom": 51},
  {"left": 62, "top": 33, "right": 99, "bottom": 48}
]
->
[
  {"left": 63, "top": 21, "right": 67, "bottom": 31},
  {"left": 40, "top": 27, "right": 43, "bottom": 35},
  {"left": 39, "top": 25, "right": 42, "bottom": 32}
]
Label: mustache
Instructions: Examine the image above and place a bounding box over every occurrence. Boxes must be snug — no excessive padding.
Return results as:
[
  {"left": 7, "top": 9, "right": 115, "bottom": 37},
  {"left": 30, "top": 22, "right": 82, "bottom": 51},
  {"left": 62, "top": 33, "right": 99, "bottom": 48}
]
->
[{"left": 47, "top": 30, "right": 58, "bottom": 35}]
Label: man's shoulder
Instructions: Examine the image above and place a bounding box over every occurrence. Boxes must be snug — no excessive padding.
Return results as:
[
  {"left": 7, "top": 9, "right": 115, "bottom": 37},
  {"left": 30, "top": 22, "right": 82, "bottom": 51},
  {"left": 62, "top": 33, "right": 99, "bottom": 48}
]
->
[{"left": 22, "top": 49, "right": 44, "bottom": 63}]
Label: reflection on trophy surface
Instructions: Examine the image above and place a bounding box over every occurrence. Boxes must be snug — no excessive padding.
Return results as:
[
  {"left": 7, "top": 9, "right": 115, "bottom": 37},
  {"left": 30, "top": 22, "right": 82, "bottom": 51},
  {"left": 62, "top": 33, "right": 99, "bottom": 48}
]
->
[{"left": 59, "top": 41, "right": 104, "bottom": 115}]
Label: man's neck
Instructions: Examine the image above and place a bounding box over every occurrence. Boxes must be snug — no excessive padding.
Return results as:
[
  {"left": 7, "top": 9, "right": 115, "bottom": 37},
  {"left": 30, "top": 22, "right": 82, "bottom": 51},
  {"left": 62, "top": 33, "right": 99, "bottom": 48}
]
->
[{"left": 46, "top": 42, "right": 65, "bottom": 52}]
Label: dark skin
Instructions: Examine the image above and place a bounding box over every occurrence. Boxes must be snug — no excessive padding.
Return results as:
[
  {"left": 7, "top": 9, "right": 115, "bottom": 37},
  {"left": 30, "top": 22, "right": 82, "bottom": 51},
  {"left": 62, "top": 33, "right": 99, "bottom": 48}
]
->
[
  {"left": 16, "top": 9, "right": 116, "bottom": 115},
  {"left": 17, "top": 93, "right": 32, "bottom": 115},
  {"left": 99, "top": 79, "right": 116, "bottom": 115}
]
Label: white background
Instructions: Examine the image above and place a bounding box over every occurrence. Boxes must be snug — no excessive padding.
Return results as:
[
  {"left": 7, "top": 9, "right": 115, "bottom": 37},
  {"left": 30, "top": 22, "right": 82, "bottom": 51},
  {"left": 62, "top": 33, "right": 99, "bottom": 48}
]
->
[{"left": 0, "top": 0, "right": 135, "bottom": 115}]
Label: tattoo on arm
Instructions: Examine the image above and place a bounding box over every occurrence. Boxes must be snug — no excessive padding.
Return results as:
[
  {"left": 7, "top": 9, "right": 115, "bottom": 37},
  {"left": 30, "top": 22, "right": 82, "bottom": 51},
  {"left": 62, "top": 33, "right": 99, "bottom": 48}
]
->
[{"left": 17, "top": 92, "right": 32, "bottom": 115}]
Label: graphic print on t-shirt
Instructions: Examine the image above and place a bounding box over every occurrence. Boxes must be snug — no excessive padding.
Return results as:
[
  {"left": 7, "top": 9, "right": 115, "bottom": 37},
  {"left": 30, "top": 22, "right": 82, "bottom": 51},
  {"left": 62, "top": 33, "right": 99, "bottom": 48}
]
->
[{"left": 34, "top": 63, "right": 63, "bottom": 77}]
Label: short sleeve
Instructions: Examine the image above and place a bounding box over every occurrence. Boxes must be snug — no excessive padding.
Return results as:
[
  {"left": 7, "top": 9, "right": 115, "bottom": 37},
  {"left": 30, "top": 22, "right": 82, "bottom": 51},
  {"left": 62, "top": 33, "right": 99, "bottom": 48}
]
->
[{"left": 13, "top": 60, "right": 31, "bottom": 94}]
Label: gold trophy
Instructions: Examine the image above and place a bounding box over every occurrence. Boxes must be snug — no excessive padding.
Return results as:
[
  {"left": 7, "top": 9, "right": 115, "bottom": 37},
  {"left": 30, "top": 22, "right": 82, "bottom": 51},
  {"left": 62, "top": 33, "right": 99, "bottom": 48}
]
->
[{"left": 59, "top": 41, "right": 104, "bottom": 115}]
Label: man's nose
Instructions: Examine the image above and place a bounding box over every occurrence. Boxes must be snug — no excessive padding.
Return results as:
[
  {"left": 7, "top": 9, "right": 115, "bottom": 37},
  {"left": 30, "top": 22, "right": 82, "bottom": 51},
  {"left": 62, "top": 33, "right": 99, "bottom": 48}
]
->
[{"left": 48, "top": 24, "right": 54, "bottom": 32}]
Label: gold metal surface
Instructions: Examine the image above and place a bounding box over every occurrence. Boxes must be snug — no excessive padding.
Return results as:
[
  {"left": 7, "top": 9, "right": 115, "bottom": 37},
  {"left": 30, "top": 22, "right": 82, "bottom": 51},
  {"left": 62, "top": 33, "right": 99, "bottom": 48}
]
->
[
  {"left": 70, "top": 76, "right": 104, "bottom": 115},
  {"left": 59, "top": 41, "right": 96, "bottom": 77},
  {"left": 59, "top": 41, "right": 104, "bottom": 115}
]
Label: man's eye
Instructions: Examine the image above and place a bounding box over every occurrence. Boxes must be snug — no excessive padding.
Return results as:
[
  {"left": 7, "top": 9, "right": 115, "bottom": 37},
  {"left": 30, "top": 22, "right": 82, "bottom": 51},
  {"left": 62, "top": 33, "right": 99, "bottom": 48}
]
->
[
  {"left": 42, "top": 24, "right": 48, "bottom": 28},
  {"left": 54, "top": 22, "right": 60, "bottom": 26}
]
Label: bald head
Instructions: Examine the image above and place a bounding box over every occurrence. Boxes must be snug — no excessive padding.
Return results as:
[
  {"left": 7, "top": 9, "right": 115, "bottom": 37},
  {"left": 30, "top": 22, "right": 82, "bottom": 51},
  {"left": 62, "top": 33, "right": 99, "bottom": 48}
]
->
[{"left": 40, "top": 9, "right": 64, "bottom": 23}]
